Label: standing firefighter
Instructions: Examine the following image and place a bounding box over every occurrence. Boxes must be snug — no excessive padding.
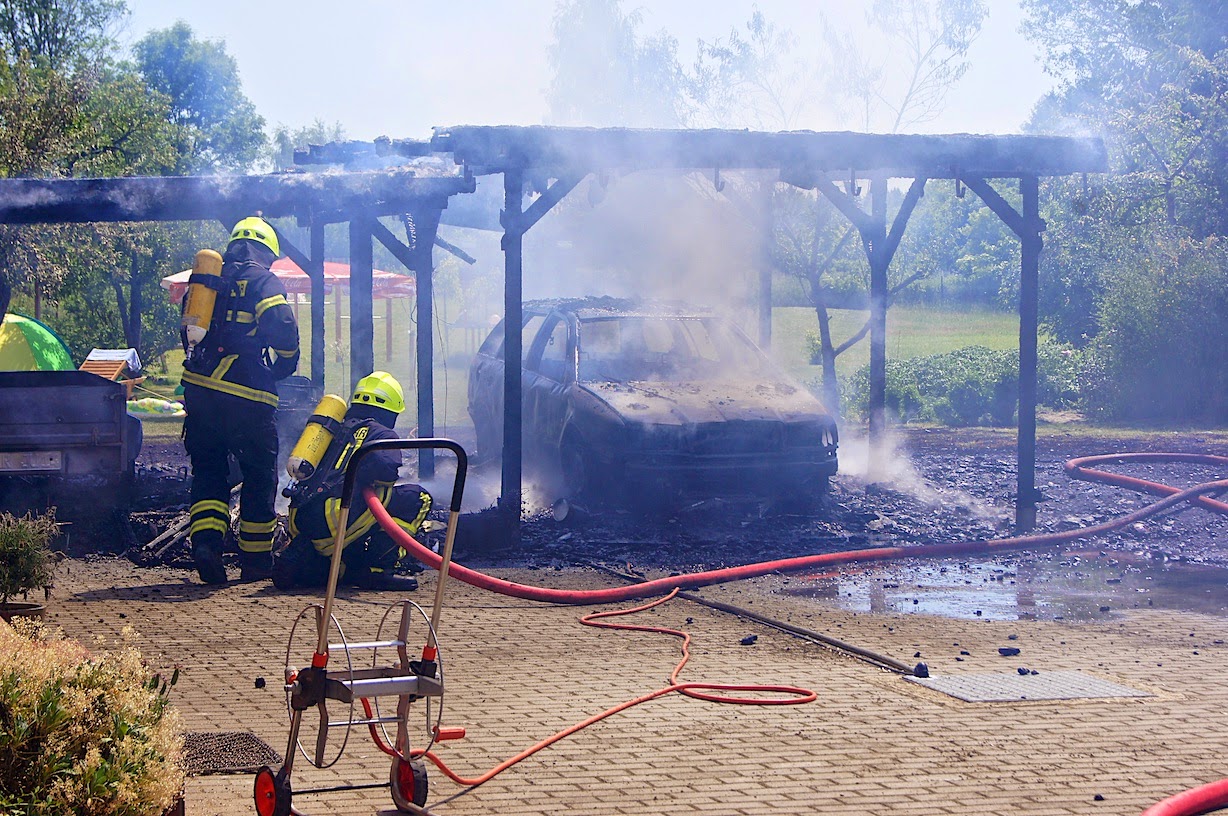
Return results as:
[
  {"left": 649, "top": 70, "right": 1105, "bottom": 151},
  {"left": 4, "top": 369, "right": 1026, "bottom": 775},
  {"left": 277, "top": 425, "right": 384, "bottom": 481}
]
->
[
  {"left": 181, "top": 216, "right": 300, "bottom": 584},
  {"left": 273, "top": 371, "right": 432, "bottom": 591}
]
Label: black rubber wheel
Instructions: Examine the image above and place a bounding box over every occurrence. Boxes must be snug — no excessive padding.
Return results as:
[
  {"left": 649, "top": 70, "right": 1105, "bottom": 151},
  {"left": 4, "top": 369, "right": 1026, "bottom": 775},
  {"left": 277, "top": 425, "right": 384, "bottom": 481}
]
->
[
  {"left": 390, "top": 757, "right": 428, "bottom": 811},
  {"left": 253, "top": 766, "right": 292, "bottom": 816},
  {"left": 560, "top": 440, "right": 590, "bottom": 499}
]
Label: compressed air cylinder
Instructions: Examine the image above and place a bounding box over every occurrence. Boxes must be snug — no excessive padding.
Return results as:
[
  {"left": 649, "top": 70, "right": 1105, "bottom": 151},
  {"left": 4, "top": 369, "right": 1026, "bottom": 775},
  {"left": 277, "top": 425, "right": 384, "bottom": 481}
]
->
[
  {"left": 286, "top": 394, "right": 348, "bottom": 481},
  {"left": 182, "top": 249, "right": 224, "bottom": 351}
]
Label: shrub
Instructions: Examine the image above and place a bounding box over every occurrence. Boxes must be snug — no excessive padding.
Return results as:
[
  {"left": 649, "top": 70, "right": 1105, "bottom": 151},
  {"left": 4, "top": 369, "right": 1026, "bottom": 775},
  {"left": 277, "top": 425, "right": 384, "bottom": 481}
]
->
[
  {"left": 842, "top": 340, "right": 1083, "bottom": 427},
  {"left": 0, "top": 620, "right": 185, "bottom": 815},
  {"left": 0, "top": 511, "right": 59, "bottom": 606},
  {"left": 1089, "top": 230, "right": 1228, "bottom": 422}
]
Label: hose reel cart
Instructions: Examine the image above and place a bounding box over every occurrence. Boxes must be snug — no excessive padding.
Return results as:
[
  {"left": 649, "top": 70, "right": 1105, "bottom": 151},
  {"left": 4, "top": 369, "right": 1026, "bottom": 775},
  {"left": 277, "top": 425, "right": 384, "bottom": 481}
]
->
[{"left": 255, "top": 438, "right": 468, "bottom": 816}]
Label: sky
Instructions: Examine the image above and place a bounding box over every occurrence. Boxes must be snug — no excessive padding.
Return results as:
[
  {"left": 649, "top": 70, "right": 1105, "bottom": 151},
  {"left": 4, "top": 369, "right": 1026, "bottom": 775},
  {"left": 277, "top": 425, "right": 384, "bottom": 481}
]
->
[{"left": 120, "top": 0, "right": 1058, "bottom": 142}]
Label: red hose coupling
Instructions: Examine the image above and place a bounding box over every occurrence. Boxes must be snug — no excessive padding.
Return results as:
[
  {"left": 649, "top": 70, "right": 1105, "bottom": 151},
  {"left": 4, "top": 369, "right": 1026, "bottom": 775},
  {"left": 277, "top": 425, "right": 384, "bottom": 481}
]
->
[{"left": 434, "top": 725, "right": 466, "bottom": 741}]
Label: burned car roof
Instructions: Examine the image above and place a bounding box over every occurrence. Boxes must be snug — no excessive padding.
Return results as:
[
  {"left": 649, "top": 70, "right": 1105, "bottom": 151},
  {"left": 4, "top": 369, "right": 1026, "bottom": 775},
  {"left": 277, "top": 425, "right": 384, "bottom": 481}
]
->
[{"left": 524, "top": 296, "right": 716, "bottom": 321}]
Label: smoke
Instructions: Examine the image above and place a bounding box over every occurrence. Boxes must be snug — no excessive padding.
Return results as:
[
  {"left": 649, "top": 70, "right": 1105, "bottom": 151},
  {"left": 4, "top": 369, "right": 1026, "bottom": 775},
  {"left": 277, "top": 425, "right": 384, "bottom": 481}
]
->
[
  {"left": 527, "top": 168, "right": 760, "bottom": 319},
  {"left": 838, "top": 427, "right": 1007, "bottom": 524}
]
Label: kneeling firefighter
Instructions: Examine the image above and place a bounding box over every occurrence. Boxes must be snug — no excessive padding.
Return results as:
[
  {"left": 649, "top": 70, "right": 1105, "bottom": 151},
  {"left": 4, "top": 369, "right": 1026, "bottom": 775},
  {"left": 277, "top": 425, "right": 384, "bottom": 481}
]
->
[
  {"left": 273, "top": 371, "right": 432, "bottom": 591},
  {"left": 181, "top": 216, "right": 300, "bottom": 584}
]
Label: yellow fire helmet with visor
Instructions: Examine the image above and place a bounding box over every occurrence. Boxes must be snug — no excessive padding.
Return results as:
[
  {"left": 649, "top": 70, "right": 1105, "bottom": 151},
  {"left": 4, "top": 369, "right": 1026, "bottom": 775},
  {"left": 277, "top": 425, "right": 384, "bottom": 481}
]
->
[
  {"left": 351, "top": 371, "right": 406, "bottom": 415},
  {"left": 228, "top": 215, "right": 280, "bottom": 257}
]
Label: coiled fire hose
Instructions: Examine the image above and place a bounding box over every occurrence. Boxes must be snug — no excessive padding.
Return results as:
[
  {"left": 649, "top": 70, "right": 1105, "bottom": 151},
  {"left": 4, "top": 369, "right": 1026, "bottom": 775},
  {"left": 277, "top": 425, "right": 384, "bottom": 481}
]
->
[{"left": 363, "top": 453, "right": 1228, "bottom": 813}]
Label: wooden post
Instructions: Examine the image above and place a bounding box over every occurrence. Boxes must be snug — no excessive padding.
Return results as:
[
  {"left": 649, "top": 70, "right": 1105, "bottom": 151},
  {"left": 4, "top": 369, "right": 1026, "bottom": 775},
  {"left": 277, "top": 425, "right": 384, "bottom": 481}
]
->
[
  {"left": 309, "top": 223, "right": 326, "bottom": 390},
  {"left": 1017, "top": 175, "right": 1042, "bottom": 531},
  {"left": 866, "top": 175, "right": 889, "bottom": 465},
  {"left": 758, "top": 179, "right": 773, "bottom": 349},
  {"left": 501, "top": 170, "right": 525, "bottom": 537},
  {"left": 385, "top": 297, "right": 393, "bottom": 362},
  {"left": 349, "top": 215, "right": 374, "bottom": 393},
  {"left": 412, "top": 209, "right": 441, "bottom": 479}
]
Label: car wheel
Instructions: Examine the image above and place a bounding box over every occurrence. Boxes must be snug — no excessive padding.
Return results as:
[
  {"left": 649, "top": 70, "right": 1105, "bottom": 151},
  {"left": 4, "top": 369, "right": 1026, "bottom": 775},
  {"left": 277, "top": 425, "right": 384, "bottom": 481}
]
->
[{"left": 560, "top": 439, "right": 591, "bottom": 500}]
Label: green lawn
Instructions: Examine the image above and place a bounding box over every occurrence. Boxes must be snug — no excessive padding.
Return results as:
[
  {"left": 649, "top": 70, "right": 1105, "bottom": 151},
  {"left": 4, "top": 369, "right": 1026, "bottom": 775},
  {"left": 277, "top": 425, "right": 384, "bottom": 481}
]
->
[{"left": 771, "top": 305, "right": 1020, "bottom": 383}]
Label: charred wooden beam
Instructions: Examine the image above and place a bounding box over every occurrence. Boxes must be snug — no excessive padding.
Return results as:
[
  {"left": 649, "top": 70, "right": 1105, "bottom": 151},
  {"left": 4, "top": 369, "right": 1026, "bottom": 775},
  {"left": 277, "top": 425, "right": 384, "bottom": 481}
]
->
[
  {"left": 0, "top": 170, "right": 470, "bottom": 225},
  {"left": 294, "top": 137, "right": 436, "bottom": 166},
  {"left": 432, "top": 126, "right": 1107, "bottom": 179}
]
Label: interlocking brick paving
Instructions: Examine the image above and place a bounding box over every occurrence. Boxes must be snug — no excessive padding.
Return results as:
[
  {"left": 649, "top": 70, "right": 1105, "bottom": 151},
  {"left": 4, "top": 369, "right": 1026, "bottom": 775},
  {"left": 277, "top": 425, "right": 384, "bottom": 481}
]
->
[{"left": 44, "top": 557, "right": 1228, "bottom": 816}]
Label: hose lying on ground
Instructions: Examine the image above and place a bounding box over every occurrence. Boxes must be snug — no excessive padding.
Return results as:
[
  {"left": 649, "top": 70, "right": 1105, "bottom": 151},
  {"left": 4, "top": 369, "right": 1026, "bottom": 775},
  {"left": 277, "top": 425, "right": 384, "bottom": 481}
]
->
[
  {"left": 364, "top": 454, "right": 1228, "bottom": 813},
  {"left": 367, "top": 475, "right": 1228, "bottom": 606}
]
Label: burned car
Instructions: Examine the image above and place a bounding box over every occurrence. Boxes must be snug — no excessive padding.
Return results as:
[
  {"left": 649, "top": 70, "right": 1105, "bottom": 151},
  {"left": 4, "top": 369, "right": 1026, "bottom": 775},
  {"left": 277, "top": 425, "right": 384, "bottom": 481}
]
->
[{"left": 468, "top": 297, "right": 838, "bottom": 505}]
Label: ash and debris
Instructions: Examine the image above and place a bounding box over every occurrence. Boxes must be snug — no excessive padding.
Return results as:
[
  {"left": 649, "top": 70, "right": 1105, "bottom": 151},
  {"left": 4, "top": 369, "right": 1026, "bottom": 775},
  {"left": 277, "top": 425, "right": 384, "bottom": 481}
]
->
[{"left": 126, "top": 429, "right": 1228, "bottom": 578}]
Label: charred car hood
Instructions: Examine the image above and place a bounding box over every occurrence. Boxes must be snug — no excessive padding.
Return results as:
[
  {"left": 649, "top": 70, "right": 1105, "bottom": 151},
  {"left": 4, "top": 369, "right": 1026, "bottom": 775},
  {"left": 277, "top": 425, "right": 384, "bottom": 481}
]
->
[{"left": 582, "top": 379, "right": 829, "bottom": 425}]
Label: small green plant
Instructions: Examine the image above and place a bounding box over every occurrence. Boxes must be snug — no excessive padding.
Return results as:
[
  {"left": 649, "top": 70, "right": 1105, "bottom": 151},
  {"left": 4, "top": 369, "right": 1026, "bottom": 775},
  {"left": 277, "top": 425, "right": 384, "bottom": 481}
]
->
[
  {"left": 0, "top": 510, "right": 59, "bottom": 606},
  {"left": 0, "top": 620, "right": 185, "bottom": 815}
]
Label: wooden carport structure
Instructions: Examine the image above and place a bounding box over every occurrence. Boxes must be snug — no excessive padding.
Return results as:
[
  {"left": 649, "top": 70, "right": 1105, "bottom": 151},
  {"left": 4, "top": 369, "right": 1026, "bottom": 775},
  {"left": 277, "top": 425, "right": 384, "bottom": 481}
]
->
[
  {"left": 303, "top": 125, "right": 1107, "bottom": 534},
  {"left": 0, "top": 125, "right": 1107, "bottom": 536},
  {"left": 0, "top": 168, "right": 473, "bottom": 478}
]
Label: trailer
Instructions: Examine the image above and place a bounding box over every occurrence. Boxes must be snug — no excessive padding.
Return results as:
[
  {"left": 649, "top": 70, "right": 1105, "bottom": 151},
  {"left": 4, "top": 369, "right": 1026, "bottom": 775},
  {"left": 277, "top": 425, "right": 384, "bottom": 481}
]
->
[{"left": 0, "top": 370, "right": 141, "bottom": 539}]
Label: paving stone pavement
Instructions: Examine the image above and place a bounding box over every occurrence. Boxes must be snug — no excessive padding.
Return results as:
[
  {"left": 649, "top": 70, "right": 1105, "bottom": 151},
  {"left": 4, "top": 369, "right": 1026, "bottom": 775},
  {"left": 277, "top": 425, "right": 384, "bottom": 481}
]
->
[{"left": 44, "top": 556, "right": 1228, "bottom": 816}]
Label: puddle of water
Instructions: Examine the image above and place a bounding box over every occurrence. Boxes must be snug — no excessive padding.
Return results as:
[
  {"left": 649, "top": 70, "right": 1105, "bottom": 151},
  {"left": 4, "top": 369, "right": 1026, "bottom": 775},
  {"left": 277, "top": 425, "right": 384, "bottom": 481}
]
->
[{"left": 783, "top": 553, "right": 1228, "bottom": 621}]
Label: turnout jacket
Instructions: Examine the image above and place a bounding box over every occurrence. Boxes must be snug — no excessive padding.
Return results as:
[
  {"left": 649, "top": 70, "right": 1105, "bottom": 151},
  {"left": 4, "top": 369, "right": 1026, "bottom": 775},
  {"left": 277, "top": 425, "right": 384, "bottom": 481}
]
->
[{"left": 181, "top": 240, "right": 300, "bottom": 407}]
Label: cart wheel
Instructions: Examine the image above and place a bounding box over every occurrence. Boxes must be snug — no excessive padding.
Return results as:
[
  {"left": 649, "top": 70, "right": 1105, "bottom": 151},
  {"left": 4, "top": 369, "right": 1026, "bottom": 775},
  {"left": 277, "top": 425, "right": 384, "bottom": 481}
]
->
[
  {"left": 253, "top": 765, "right": 292, "bottom": 816},
  {"left": 390, "top": 757, "right": 428, "bottom": 811}
]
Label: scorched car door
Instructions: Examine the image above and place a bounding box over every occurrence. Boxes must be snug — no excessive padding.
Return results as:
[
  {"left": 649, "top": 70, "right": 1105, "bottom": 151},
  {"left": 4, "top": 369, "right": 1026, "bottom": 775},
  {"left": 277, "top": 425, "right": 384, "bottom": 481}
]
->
[{"left": 523, "top": 314, "right": 571, "bottom": 451}]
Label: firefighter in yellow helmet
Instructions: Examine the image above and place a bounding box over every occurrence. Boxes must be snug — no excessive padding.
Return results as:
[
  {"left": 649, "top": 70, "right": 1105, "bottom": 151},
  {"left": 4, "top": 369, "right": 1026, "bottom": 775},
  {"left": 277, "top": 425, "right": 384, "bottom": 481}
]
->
[
  {"left": 272, "top": 371, "right": 433, "bottom": 591},
  {"left": 181, "top": 216, "right": 300, "bottom": 584}
]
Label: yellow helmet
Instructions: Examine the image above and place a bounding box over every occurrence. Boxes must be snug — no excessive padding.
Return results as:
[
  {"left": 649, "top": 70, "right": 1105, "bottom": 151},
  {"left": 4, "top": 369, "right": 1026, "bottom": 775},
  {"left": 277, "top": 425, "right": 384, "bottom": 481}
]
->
[
  {"left": 352, "top": 371, "right": 405, "bottom": 414},
  {"left": 229, "top": 216, "right": 280, "bottom": 257}
]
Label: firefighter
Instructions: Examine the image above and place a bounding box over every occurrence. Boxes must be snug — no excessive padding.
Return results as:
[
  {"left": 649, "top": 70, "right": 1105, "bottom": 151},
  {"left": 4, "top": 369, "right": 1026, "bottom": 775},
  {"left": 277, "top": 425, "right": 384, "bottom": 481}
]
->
[
  {"left": 272, "top": 371, "right": 432, "bottom": 592},
  {"left": 182, "top": 216, "right": 300, "bottom": 584}
]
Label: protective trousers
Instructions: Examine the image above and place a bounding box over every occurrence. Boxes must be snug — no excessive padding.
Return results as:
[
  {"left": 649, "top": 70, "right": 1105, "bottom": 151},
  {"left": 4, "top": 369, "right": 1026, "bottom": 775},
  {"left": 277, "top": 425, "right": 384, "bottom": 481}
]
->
[
  {"left": 275, "top": 484, "right": 431, "bottom": 589},
  {"left": 184, "top": 386, "right": 279, "bottom": 556}
]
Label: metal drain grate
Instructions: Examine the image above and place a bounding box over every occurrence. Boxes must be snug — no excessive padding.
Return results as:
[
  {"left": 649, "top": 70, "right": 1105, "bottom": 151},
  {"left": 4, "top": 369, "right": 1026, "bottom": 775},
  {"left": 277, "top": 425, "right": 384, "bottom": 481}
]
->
[
  {"left": 183, "top": 731, "right": 283, "bottom": 775},
  {"left": 905, "top": 670, "right": 1152, "bottom": 702}
]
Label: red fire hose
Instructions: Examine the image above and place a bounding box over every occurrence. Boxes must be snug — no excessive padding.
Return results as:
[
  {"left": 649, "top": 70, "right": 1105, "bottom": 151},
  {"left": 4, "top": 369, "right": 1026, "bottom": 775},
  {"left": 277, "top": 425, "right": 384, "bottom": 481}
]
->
[
  {"left": 1141, "top": 779, "right": 1228, "bottom": 816},
  {"left": 364, "top": 453, "right": 1228, "bottom": 813}
]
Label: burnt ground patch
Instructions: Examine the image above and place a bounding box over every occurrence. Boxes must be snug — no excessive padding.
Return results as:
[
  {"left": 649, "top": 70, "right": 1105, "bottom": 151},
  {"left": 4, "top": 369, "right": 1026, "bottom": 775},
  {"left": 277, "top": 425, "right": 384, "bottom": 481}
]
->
[{"left": 127, "top": 428, "right": 1228, "bottom": 578}]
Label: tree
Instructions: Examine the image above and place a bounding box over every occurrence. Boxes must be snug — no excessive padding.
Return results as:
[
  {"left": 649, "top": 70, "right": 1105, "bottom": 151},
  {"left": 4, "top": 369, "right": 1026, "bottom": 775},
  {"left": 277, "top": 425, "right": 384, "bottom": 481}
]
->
[
  {"left": 831, "top": 0, "right": 989, "bottom": 133},
  {"left": 266, "top": 119, "right": 345, "bottom": 173},
  {"left": 689, "top": 9, "right": 815, "bottom": 130},
  {"left": 1022, "top": 0, "right": 1228, "bottom": 235},
  {"left": 0, "top": 9, "right": 264, "bottom": 365},
  {"left": 133, "top": 21, "right": 266, "bottom": 173},
  {"left": 546, "top": 0, "right": 684, "bottom": 127},
  {"left": 0, "top": 0, "right": 124, "bottom": 71},
  {"left": 1021, "top": 0, "right": 1228, "bottom": 420}
]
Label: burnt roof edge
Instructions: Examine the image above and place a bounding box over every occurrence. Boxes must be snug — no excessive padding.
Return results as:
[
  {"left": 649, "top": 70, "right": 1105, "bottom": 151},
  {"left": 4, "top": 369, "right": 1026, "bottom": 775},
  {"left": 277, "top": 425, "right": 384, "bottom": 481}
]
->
[
  {"left": 429, "top": 125, "right": 1108, "bottom": 179},
  {"left": 0, "top": 168, "right": 474, "bottom": 226}
]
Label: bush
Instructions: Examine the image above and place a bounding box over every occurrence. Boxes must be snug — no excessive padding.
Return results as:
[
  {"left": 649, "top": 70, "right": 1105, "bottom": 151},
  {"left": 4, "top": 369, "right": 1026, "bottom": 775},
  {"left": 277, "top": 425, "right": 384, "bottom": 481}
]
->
[
  {"left": 842, "top": 340, "right": 1083, "bottom": 427},
  {"left": 0, "top": 511, "right": 59, "bottom": 606},
  {"left": 0, "top": 620, "right": 185, "bottom": 815},
  {"left": 1087, "top": 231, "right": 1228, "bottom": 422}
]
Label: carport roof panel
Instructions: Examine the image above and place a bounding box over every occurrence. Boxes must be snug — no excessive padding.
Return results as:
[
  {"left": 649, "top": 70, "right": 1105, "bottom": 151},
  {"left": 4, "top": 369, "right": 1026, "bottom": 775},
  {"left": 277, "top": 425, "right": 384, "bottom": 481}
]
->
[
  {"left": 0, "top": 169, "right": 474, "bottom": 225},
  {"left": 432, "top": 125, "right": 1108, "bottom": 179}
]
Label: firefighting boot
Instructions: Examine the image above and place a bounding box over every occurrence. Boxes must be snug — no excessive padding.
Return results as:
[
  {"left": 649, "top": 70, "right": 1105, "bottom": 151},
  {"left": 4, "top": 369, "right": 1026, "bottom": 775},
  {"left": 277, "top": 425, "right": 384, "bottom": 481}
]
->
[
  {"left": 192, "top": 535, "right": 227, "bottom": 585},
  {"left": 343, "top": 567, "right": 419, "bottom": 592},
  {"left": 238, "top": 550, "right": 273, "bottom": 582}
]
